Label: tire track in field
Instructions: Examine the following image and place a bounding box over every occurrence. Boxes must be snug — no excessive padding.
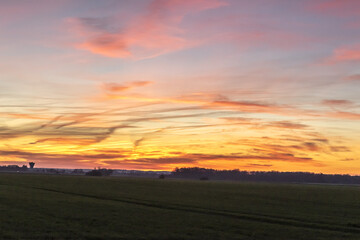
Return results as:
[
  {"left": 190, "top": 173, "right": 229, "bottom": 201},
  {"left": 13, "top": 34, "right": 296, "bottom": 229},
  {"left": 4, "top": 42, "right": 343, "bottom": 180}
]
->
[{"left": 20, "top": 185, "right": 360, "bottom": 235}]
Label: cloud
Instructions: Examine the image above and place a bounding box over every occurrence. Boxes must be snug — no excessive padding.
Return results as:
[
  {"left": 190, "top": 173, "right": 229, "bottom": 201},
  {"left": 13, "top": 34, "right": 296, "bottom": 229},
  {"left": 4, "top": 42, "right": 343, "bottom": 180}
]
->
[
  {"left": 207, "top": 100, "right": 319, "bottom": 118},
  {"left": 344, "top": 74, "right": 360, "bottom": 81},
  {"left": 307, "top": 0, "right": 360, "bottom": 16},
  {"left": 327, "top": 111, "right": 360, "bottom": 120},
  {"left": 302, "top": 142, "right": 321, "bottom": 152},
  {"left": 92, "top": 124, "right": 138, "bottom": 144},
  {"left": 321, "top": 100, "right": 354, "bottom": 111},
  {"left": 101, "top": 81, "right": 152, "bottom": 92},
  {"left": 121, "top": 156, "right": 198, "bottom": 165},
  {"left": 52, "top": 108, "right": 124, "bottom": 130},
  {"left": 0, "top": 1, "right": 67, "bottom": 27},
  {"left": 330, "top": 146, "right": 350, "bottom": 152},
  {"left": 0, "top": 149, "right": 127, "bottom": 167},
  {"left": 2, "top": 113, "right": 52, "bottom": 120},
  {"left": 222, "top": 118, "right": 309, "bottom": 130},
  {"left": 322, "top": 99, "right": 353, "bottom": 106},
  {"left": 69, "top": 0, "right": 228, "bottom": 59},
  {"left": 210, "top": 100, "right": 283, "bottom": 113},
  {"left": 0, "top": 103, "right": 221, "bottom": 146},
  {"left": 162, "top": 152, "right": 313, "bottom": 163},
  {"left": 103, "top": 90, "right": 360, "bottom": 121},
  {"left": 227, "top": 30, "right": 312, "bottom": 51},
  {"left": 29, "top": 137, "right": 99, "bottom": 146},
  {"left": 312, "top": 138, "right": 329, "bottom": 143},
  {"left": 246, "top": 163, "right": 272, "bottom": 167},
  {"left": 324, "top": 44, "right": 360, "bottom": 64},
  {"left": 36, "top": 115, "right": 63, "bottom": 130},
  {"left": 133, "top": 128, "right": 166, "bottom": 148},
  {"left": 0, "top": 148, "right": 316, "bottom": 169},
  {"left": 102, "top": 91, "right": 315, "bottom": 118},
  {"left": 133, "top": 137, "right": 145, "bottom": 148},
  {"left": 229, "top": 137, "right": 328, "bottom": 157},
  {"left": 103, "top": 151, "right": 315, "bottom": 170},
  {"left": 265, "top": 121, "right": 309, "bottom": 130}
]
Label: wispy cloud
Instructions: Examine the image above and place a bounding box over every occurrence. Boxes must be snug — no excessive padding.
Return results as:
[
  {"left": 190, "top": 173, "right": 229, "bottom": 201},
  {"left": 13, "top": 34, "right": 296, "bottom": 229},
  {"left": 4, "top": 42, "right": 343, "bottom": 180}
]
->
[
  {"left": 307, "top": 0, "right": 360, "bottom": 16},
  {"left": 103, "top": 151, "right": 316, "bottom": 170},
  {"left": 68, "top": 0, "right": 228, "bottom": 59},
  {"left": 0, "top": 0, "right": 359, "bottom": 173},
  {"left": 222, "top": 117, "right": 309, "bottom": 130},
  {"left": 0, "top": 149, "right": 127, "bottom": 166},
  {"left": 324, "top": 44, "right": 360, "bottom": 64},
  {"left": 101, "top": 81, "right": 153, "bottom": 92},
  {"left": 321, "top": 99, "right": 355, "bottom": 111},
  {"left": 344, "top": 74, "right": 360, "bottom": 81},
  {"left": 322, "top": 99, "right": 353, "bottom": 106},
  {"left": 326, "top": 111, "right": 360, "bottom": 120}
]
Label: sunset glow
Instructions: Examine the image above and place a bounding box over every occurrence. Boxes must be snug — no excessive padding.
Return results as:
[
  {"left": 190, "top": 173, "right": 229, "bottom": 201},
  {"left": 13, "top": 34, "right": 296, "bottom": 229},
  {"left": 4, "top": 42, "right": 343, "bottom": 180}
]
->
[{"left": 1, "top": 0, "right": 359, "bottom": 174}]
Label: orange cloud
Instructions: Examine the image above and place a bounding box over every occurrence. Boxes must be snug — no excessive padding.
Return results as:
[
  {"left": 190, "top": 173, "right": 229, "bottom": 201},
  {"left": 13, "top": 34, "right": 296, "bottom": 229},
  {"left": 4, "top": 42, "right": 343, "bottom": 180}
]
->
[
  {"left": 29, "top": 137, "right": 98, "bottom": 146},
  {"left": 79, "top": 34, "right": 132, "bottom": 58},
  {"left": 103, "top": 152, "right": 315, "bottom": 170},
  {"left": 0, "top": 150, "right": 258, "bottom": 170},
  {"left": 327, "top": 111, "right": 360, "bottom": 120},
  {"left": 1, "top": 113, "right": 53, "bottom": 120},
  {"left": 330, "top": 146, "right": 350, "bottom": 152},
  {"left": 0, "top": 149, "right": 129, "bottom": 168},
  {"left": 263, "top": 121, "right": 309, "bottom": 130}
]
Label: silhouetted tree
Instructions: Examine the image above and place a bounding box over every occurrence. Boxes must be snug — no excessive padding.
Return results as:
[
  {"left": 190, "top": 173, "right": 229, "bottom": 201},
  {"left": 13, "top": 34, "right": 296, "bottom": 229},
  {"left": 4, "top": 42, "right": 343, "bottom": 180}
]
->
[
  {"left": 170, "top": 167, "right": 360, "bottom": 184},
  {"left": 0, "top": 165, "right": 28, "bottom": 172},
  {"left": 72, "top": 169, "right": 84, "bottom": 174},
  {"left": 86, "top": 168, "right": 113, "bottom": 176}
]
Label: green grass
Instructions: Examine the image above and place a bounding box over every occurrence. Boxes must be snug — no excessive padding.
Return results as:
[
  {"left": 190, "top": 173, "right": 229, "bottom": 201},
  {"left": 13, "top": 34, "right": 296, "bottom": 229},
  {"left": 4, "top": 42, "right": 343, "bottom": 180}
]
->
[{"left": 1, "top": 173, "right": 360, "bottom": 239}]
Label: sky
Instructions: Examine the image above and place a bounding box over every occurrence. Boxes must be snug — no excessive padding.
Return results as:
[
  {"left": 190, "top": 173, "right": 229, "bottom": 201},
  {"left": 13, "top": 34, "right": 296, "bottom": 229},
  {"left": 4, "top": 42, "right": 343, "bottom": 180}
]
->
[{"left": 0, "top": 0, "right": 360, "bottom": 173}]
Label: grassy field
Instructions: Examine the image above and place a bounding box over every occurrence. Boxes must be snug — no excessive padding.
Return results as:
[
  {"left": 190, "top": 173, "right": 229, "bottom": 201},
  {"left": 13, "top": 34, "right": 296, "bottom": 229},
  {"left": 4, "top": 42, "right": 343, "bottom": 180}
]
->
[{"left": 0, "top": 173, "right": 360, "bottom": 239}]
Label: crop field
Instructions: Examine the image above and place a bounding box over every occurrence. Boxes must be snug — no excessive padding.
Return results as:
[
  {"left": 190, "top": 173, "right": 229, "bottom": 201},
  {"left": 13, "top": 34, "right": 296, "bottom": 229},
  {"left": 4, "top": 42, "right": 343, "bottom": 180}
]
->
[{"left": 0, "top": 173, "right": 360, "bottom": 239}]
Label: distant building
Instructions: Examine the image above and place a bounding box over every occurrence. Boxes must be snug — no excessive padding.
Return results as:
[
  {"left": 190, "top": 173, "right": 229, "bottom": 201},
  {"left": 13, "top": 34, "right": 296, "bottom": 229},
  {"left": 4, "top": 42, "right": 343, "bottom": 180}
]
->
[{"left": 29, "top": 162, "right": 35, "bottom": 169}]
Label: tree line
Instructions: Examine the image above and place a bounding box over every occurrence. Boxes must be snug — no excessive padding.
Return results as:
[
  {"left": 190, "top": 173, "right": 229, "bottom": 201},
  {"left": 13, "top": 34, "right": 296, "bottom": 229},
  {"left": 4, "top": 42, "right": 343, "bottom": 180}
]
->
[{"left": 170, "top": 167, "right": 360, "bottom": 184}]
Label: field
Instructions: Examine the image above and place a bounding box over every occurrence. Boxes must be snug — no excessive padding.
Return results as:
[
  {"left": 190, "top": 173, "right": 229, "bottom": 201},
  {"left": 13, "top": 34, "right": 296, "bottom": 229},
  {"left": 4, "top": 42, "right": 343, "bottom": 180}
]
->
[{"left": 1, "top": 173, "right": 360, "bottom": 239}]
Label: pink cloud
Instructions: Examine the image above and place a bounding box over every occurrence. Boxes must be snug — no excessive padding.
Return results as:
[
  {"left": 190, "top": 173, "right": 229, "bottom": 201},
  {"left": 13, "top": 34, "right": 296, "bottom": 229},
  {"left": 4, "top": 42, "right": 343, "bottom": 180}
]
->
[
  {"left": 209, "top": 100, "right": 292, "bottom": 115},
  {"left": 344, "top": 74, "right": 360, "bottom": 81},
  {"left": 324, "top": 44, "right": 360, "bottom": 64},
  {"left": 322, "top": 99, "right": 353, "bottom": 107},
  {"left": 0, "top": 1, "right": 69, "bottom": 27},
  {"left": 69, "top": 0, "right": 228, "bottom": 59},
  {"left": 327, "top": 111, "right": 360, "bottom": 120},
  {"left": 101, "top": 81, "right": 153, "bottom": 92},
  {"left": 308, "top": 0, "right": 360, "bottom": 16},
  {"left": 228, "top": 31, "right": 312, "bottom": 50}
]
